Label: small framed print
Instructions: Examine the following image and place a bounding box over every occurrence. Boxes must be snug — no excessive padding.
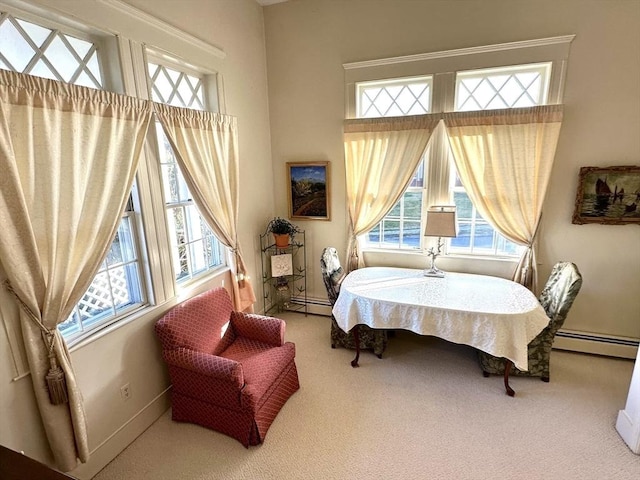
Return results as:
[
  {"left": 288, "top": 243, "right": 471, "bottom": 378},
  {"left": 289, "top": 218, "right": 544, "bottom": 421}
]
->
[
  {"left": 287, "top": 161, "right": 330, "bottom": 220},
  {"left": 271, "top": 253, "right": 293, "bottom": 277}
]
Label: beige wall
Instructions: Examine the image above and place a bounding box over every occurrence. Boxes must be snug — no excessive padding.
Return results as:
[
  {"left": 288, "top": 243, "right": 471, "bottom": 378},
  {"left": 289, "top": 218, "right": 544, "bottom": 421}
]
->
[
  {"left": 0, "top": 0, "right": 274, "bottom": 477},
  {"left": 264, "top": 0, "right": 640, "bottom": 340}
]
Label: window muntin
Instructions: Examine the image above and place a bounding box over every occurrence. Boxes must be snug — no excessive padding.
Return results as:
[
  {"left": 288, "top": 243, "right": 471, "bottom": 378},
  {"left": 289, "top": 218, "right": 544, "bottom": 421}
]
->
[
  {"left": 0, "top": 13, "right": 102, "bottom": 88},
  {"left": 147, "top": 60, "right": 225, "bottom": 283}
]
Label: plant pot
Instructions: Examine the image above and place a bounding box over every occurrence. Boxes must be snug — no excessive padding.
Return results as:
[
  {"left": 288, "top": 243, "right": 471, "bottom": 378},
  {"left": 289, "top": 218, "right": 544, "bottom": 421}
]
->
[{"left": 273, "top": 233, "right": 290, "bottom": 248}]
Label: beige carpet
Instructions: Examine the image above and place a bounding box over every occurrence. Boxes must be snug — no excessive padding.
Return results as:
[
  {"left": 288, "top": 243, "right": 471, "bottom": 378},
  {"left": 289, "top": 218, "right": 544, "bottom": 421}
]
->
[{"left": 93, "top": 313, "right": 639, "bottom": 480}]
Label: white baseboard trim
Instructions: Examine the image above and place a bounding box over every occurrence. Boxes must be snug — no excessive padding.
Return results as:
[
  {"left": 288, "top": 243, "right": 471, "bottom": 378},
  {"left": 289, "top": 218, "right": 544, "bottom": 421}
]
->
[
  {"left": 616, "top": 409, "right": 640, "bottom": 454},
  {"left": 554, "top": 330, "right": 639, "bottom": 359},
  {"left": 71, "top": 388, "right": 171, "bottom": 479}
]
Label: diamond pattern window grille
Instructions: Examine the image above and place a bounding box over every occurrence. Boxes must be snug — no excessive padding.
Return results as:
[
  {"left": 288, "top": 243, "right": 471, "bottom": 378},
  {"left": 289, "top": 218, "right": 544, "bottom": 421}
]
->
[
  {"left": 148, "top": 62, "right": 204, "bottom": 109},
  {"left": 455, "top": 64, "right": 549, "bottom": 112},
  {"left": 0, "top": 12, "right": 102, "bottom": 88},
  {"left": 357, "top": 77, "right": 432, "bottom": 118},
  {"left": 148, "top": 61, "right": 223, "bottom": 283}
]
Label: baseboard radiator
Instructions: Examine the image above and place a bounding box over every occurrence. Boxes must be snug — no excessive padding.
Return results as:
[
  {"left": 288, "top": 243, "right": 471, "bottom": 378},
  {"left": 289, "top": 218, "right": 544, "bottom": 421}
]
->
[
  {"left": 555, "top": 330, "right": 639, "bottom": 359},
  {"left": 280, "top": 298, "right": 639, "bottom": 360}
]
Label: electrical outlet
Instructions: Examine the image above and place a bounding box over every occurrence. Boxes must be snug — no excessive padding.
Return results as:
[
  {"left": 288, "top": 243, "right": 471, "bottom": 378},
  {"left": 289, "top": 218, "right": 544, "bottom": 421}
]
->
[{"left": 120, "top": 383, "right": 131, "bottom": 401}]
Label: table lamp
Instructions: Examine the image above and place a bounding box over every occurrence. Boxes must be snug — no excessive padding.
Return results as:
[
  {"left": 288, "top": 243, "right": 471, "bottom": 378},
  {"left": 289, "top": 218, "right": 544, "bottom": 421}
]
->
[{"left": 424, "top": 205, "right": 457, "bottom": 277}]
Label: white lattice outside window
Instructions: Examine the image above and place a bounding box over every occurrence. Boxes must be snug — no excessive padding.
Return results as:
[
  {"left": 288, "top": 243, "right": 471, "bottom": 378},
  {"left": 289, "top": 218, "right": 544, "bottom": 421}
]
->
[{"left": 147, "top": 61, "right": 224, "bottom": 283}]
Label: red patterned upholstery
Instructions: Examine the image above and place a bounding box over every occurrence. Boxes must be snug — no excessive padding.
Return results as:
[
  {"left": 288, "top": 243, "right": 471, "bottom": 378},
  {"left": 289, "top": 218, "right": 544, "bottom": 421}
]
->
[{"left": 155, "top": 287, "right": 300, "bottom": 446}]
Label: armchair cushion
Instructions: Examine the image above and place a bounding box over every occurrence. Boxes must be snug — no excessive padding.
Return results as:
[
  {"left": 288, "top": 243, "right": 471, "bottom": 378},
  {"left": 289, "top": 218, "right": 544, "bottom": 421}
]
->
[{"left": 155, "top": 287, "right": 300, "bottom": 446}]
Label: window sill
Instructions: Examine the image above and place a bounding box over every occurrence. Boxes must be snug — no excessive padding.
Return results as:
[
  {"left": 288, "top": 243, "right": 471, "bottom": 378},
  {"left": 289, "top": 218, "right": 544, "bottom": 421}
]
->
[
  {"left": 67, "top": 266, "right": 231, "bottom": 352},
  {"left": 361, "top": 248, "right": 518, "bottom": 278}
]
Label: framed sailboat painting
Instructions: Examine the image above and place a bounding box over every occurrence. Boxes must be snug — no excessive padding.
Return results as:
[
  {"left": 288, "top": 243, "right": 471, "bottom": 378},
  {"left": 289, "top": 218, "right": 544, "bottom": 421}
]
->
[{"left": 572, "top": 165, "right": 640, "bottom": 225}]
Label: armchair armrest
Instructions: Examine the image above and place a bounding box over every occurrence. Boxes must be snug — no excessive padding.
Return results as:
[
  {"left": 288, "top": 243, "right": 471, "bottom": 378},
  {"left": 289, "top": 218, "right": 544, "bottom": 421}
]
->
[
  {"left": 230, "top": 312, "right": 285, "bottom": 346},
  {"left": 163, "top": 348, "right": 244, "bottom": 388}
]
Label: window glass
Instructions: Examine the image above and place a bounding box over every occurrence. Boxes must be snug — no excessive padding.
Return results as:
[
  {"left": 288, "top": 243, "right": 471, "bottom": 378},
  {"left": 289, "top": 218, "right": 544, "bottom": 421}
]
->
[
  {"left": 0, "top": 14, "right": 102, "bottom": 88},
  {"left": 357, "top": 76, "right": 432, "bottom": 118}
]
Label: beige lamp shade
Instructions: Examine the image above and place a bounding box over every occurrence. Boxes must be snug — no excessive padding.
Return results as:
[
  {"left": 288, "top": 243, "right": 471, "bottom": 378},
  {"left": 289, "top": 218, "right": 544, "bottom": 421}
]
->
[{"left": 424, "top": 206, "right": 457, "bottom": 238}]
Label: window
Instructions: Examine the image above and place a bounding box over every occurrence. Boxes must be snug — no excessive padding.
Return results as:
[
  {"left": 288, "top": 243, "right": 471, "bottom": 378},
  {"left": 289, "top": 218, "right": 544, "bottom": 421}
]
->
[
  {"left": 0, "top": 11, "right": 150, "bottom": 342},
  {"left": 356, "top": 62, "right": 553, "bottom": 257},
  {"left": 147, "top": 60, "right": 224, "bottom": 283},
  {"left": 0, "top": 12, "right": 102, "bottom": 88},
  {"left": 357, "top": 77, "right": 431, "bottom": 250},
  {"left": 449, "top": 64, "right": 550, "bottom": 256},
  {"left": 357, "top": 76, "right": 432, "bottom": 118}
]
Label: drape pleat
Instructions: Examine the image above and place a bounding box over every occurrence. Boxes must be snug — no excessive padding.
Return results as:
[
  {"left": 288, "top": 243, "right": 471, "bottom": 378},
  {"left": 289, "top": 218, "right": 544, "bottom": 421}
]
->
[
  {"left": 443, "top": 105, "right": 563, "bottom": 291},
  {"left": 154, "top": 103, "right": 256, "bottom": 311},
  {"left": 343, "top": 115, "right": 440, "bottom": 270},
  {"left": 0, "top": 70, "right": 152, "bottom": 471}
]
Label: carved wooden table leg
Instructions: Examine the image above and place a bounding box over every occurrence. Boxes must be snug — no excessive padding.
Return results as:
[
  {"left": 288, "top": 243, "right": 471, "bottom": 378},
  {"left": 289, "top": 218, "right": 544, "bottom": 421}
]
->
[
  {"left": 504, "top": 359, "right": 515, "bottom": 397},
  {"left": 350, "top": 325, "right": 360, "bottom": 368}
]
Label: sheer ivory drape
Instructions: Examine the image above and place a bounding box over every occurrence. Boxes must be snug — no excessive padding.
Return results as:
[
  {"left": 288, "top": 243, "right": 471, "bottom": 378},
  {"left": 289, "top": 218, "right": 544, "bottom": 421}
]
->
[
  {"left": 443, "top": 105, "right": 564, "bottom": 291},
  {"left": 343, "top": 115, "right": 440, "bottom": 270},
  {"left": 154, "top": 103, "right": 256, "bottom": 311},
  {"left": 0, "top": 70, "right": 152, "bottom": 471}
]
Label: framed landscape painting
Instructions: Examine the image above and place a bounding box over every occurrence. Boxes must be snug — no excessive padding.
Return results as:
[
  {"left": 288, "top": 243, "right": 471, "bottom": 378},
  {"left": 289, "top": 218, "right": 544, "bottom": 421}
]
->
[
  {"left": 287, "top": 161, "right": 330, "bottom": 220},
  {"left": 572, "top": 166, "right": 640, "bottom": 225}
]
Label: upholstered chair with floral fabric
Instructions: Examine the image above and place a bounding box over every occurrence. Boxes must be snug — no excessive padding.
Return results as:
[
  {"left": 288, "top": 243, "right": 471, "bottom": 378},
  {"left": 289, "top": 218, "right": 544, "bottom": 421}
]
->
[
  {"left": 478, "top": 261, "right": 583, "bottom": 382},
  {"left": 155, "top": 287, "right": 299, "bottom": 447},
  {"left": 320, "top": 247, "right": 388, "bottom": 358}
]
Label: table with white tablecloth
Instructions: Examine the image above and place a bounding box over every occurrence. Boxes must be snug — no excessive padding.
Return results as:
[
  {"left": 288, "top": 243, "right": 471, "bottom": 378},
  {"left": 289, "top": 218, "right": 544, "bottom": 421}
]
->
[{"left": 332, "top": 267, "right": 550, "bottom": 395}]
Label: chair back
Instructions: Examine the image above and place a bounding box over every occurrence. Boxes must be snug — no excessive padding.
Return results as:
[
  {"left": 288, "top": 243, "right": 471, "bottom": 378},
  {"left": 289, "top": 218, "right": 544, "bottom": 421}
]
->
[
  {"left": 538, "top": 262, "right": 583, "bottom": 333},
  {"left": 155, "top": 287, "right": 236, "bottom": 355},
  {"left": 320, "top": 247, "right": 344, "bottom": 306}
]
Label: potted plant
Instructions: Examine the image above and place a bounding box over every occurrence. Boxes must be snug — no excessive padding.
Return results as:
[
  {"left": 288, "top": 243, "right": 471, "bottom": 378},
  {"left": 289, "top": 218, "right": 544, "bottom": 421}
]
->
[{"left": 267, "top": 217, "right": 299, "bottom": 248}]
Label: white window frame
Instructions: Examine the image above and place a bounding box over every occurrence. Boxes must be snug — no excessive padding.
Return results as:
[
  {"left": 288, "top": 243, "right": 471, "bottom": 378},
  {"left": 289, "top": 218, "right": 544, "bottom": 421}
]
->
[
  {"left": 144, "top": 53, "right": 226, "bottom": 286},
  {"left": 345, "top": 36, "right": 573, "bottom": 259}
]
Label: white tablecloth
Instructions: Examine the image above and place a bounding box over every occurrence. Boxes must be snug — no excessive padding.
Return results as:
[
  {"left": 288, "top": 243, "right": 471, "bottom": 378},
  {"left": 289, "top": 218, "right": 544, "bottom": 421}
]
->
[{"left": 332, "top": 267, "right": 550, "bottom": 371}]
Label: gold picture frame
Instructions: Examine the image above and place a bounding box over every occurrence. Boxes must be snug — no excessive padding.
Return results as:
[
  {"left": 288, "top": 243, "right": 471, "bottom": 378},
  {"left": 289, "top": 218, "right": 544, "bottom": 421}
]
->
[
  {"left": 572, "top": 165, "right": 640, "bottom": 225},
  {"left": 287, "top": 161, "right": 330, "bottom": 220}
]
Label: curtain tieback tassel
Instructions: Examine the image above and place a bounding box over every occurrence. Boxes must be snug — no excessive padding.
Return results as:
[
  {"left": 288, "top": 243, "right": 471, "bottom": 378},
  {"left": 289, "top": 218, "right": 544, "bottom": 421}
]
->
[{"left": 46, "top": 352, "right": 68, "bottom": 405}]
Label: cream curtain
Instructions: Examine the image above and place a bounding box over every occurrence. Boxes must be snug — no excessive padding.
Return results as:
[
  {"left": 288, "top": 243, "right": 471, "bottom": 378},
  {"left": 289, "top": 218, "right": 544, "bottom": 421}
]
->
[
  {"left": 0, "top": 70, "right": 152, "bottom": 471},
  {"left": 343, "top": 115, "right": 440, "bottom": 270},
  {"left": 443, "top": 105, "right": 564, "bottom": 291},
  {"left": 154, "top": 103, "right": 256, "bottom": 311}
]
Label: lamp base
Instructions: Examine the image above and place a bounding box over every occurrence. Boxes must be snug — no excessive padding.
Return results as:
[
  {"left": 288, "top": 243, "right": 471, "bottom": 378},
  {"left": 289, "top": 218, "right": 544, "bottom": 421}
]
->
[{"left": 423, "top": 267, "right": 445, "bottom": 278}]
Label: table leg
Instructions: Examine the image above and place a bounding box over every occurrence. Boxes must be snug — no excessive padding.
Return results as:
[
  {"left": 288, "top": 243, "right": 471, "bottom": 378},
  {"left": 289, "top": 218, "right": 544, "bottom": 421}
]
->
[
  {"left": 504, "top": 359, "right": 515, "bottom": 397},
  {"left": 350, "top": 325, "right": 360, "bottom": 368}
]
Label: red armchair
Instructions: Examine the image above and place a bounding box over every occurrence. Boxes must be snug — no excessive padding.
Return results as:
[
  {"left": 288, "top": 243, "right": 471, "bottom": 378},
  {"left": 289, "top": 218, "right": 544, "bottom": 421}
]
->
[{"left": 155, "top": 287, "right": 300, "bottom": 447}]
